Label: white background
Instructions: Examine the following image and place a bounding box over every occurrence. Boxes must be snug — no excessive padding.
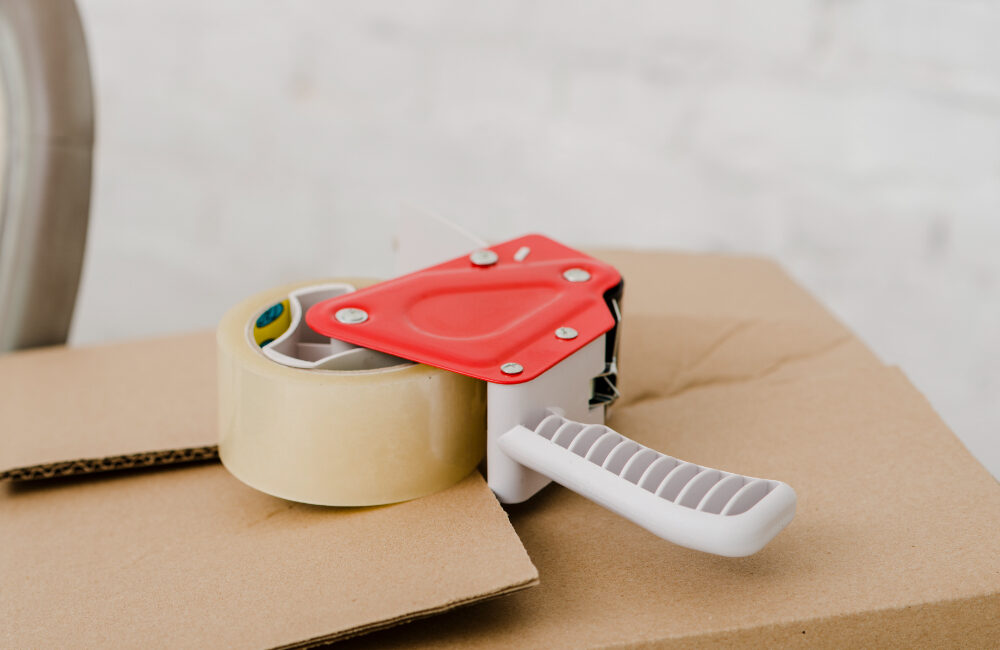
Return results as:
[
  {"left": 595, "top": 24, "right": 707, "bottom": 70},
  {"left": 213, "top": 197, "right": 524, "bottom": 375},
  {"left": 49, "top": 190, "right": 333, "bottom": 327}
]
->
[{"left": 71, "top": 0, "right": 998, "bottom": 477}]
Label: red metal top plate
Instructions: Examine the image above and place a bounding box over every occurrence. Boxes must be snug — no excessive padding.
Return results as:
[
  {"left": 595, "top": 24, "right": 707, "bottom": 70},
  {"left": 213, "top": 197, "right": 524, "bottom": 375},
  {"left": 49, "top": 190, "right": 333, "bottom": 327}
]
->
[{"left": 306, "top": 234, "right": 622, "bottom": 384}]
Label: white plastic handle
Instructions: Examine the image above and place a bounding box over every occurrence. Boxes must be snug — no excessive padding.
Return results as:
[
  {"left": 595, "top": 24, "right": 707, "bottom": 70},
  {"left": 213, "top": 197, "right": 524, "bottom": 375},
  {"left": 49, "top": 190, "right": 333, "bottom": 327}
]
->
[{"left": 497, "top": 414, "right": 796, "bottom": 557}]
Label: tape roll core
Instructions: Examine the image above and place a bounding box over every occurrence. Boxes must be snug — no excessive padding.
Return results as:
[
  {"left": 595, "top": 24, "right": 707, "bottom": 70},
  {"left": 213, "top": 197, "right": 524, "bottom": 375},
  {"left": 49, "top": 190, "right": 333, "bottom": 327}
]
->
[{"left": 218, "top": 279, "right": 487, "bottom": 506}]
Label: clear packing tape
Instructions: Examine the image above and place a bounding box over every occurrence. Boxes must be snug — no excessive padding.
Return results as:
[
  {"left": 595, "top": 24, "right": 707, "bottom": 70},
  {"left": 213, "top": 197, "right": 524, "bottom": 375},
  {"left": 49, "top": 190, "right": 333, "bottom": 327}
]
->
[{"left": 217, "top": 279, "right": 487, "bottom": 506}]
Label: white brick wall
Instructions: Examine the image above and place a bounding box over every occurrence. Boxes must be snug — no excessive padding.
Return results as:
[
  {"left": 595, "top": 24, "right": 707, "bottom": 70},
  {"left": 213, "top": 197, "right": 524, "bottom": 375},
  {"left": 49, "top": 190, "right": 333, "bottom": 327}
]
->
[{"left": 71, "top": 0, "right": 1000, "bottom": 476}]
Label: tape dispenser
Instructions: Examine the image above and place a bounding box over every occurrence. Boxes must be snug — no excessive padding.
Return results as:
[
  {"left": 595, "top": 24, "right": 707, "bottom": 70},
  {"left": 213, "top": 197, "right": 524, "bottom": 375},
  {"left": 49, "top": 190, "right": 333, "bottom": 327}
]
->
[{"left": 219, "top": 234, "right": 796, "bottom": 557}]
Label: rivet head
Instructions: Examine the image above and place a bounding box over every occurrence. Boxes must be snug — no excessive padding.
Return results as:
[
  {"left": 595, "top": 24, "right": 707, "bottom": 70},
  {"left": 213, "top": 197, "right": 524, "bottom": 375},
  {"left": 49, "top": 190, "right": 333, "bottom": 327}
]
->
[
  {"left": 555, "top": 327, "right": 578, "bottom": 340},
  {"left": 500, "top": 362, "right": 524, "bottom": 375},
  {"left": 563, "top": 267, "right": 591, "bottom": 282},
  {"left": 470, "top": 249, "right": 499, "bottom": 267},
  {"left": 335, "top": 307, "right": 368, "bottom": 324}
]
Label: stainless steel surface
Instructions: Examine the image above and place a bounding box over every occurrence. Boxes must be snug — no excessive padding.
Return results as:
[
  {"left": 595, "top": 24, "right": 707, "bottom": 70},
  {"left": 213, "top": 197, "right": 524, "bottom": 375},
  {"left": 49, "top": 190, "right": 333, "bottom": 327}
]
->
[
  {"left": 335, "top": 307, "right": 368, "bottom": 324},
  {"left": 562, "top": 268, "right": 590, "bottom": 283},
  {"left": 0, "top": 0, "right": 93, "bottom": 351},
  {"left": 500, "top": 362, "right": 523, "bottom": 375},
  {"left": 469, "top": 249, "right": 498, "bottom": 266},
  {"left": 554, "top": 327, "right": 578, "bottom": 340}
]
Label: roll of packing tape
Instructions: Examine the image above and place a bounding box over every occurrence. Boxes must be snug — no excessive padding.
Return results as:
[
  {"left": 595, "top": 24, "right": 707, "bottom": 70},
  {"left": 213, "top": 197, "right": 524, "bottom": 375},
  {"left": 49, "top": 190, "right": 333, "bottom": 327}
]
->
[{"left": 218, "top": 279, "right": 487, "bottom": 506}]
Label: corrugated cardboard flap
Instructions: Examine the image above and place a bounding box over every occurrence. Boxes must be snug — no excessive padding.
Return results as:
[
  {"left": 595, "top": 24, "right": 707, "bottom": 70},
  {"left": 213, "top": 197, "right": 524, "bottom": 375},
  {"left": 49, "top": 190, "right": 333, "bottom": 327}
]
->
[
  {"left": 0, "top": 332, "right": 538, "bottom": 647},
  {"left": 0, "top": 332, "right": 220, "bottom": 480}
]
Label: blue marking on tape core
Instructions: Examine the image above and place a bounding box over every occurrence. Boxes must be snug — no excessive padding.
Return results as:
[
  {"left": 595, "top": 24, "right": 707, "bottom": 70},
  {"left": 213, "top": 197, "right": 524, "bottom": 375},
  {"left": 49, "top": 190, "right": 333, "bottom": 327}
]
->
[{"left": 256, "top": 303, "right": 284, "bottom": 328}]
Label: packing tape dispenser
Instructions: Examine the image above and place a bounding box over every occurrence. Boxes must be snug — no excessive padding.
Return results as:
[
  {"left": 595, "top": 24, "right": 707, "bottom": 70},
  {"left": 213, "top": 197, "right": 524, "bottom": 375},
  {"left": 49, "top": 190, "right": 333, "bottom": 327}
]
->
[{"left": 218, "top": 234, "right": 796, "bottom": 557}]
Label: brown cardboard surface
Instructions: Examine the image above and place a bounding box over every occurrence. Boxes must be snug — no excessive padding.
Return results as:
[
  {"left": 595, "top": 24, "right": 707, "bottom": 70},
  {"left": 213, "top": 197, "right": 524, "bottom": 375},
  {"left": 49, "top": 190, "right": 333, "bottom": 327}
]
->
[
  {"left": 339, "top": 367, "right": 1000, "bottom": 649},
  {"left": 3, "top": 250, "right": 999, "bottom": 648},
  {"left": 332, "top": 251, "right": 1000, "bottom": 648},
  {"left": 0, "top": 332, "right": 218, "bottom": 479},
  {"left": 0, "top": 331, "right": 537, "bottom": 647},
  {"left": 1, "top": 468, "right": 538, "bottom": 648},
  {"left": 598, "top": 250, "right": 884, "bottom": 406}
]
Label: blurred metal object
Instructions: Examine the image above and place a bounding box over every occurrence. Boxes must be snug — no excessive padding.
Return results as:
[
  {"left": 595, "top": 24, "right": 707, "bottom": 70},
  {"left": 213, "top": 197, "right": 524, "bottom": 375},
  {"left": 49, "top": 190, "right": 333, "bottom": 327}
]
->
[{"left": 0, "top": 0, "right": 93, "bottom": 351}]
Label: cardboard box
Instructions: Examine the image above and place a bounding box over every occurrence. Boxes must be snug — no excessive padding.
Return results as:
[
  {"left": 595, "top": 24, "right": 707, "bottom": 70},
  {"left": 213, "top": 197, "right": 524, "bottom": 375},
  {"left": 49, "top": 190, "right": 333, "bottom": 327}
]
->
[
  {"left": 3, "top": 250, "right": 999, "bottom": 648},
  {"left": 0, "top": 336, "right": 538, "bottom": 647},
  {"left": 338, "top": 251, "right": 1000, "bottom": 648}
]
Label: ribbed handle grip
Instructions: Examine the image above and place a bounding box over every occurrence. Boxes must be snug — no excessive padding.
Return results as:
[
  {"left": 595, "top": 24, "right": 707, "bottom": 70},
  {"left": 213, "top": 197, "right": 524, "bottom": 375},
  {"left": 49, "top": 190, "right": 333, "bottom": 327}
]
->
[{"left": 497, "top": 414, "right": 796, "bottom": 556}]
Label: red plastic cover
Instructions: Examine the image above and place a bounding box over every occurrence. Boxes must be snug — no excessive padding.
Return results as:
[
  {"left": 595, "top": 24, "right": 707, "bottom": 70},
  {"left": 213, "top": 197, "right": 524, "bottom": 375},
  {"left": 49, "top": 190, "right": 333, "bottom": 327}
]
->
[{"left": 306, "top": 234, "right": 622, "bottom": 384}]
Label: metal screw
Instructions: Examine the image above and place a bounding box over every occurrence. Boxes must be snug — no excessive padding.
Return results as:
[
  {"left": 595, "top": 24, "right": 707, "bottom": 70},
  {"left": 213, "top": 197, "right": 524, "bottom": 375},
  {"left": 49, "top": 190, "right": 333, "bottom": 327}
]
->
[
  {"left": 500, "top": 362, "right": 524, "bottom": 375},
  {"left": 563, "top": 267, "right": 591, "bottom": 282},
  {"left": 470, "top": 249, "right": 499, "bottom": 267},
  {"left": 555, "top": 327, "right": 578, "bottom": 340},
  {"left": 335, "top": 307, "right": 369, "bottom": 324}
]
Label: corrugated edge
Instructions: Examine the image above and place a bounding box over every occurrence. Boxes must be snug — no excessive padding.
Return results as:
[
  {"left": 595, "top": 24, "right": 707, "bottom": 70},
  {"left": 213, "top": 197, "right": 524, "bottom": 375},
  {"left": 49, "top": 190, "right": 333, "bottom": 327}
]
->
[
  {"left": 276, "top": 577, "right": 541, "bottom": 650},
  {"left": 0, "top": 446, "right": 219, "bottom": 481}
]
